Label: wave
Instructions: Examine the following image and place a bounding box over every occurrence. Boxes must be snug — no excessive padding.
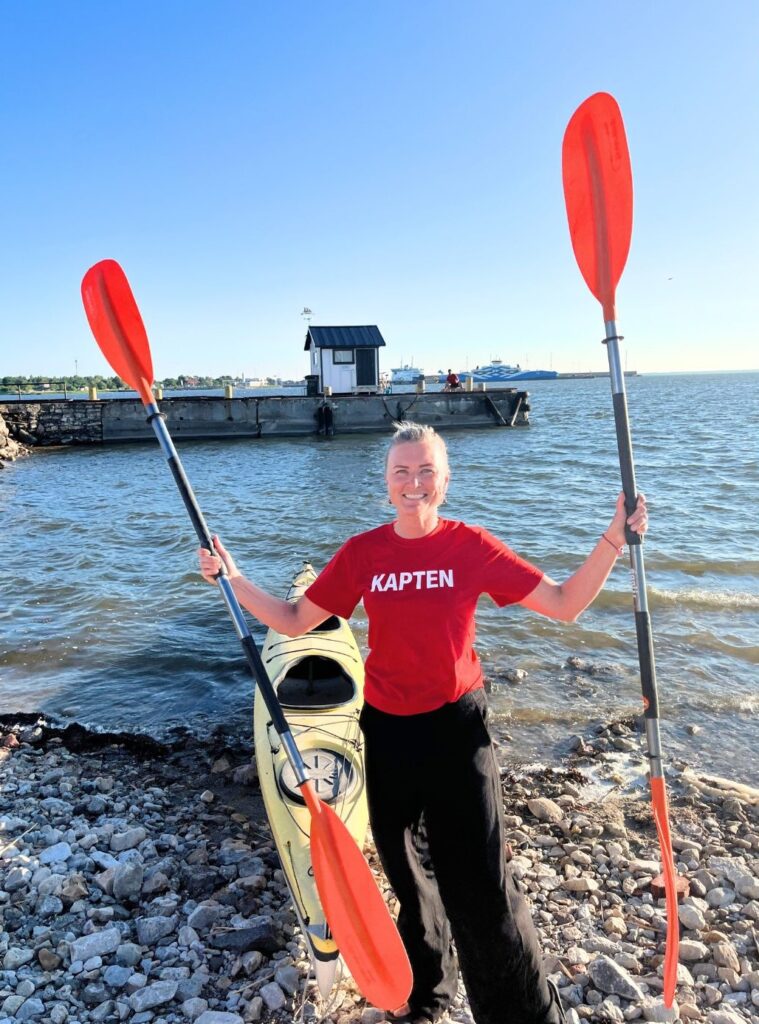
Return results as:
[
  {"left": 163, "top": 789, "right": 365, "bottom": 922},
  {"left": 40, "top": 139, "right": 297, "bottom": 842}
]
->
[{"left": 649, "top": 586, "right": 759, "bottom": 611}]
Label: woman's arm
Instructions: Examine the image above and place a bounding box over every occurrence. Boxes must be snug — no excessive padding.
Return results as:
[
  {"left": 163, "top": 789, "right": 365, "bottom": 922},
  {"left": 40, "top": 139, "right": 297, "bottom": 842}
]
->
[
  {"left": 198, "top": 536, "right": 331, "bottom": 637},
  {"left": 519, "top": 493, "right": 647, "bottom": 622}
]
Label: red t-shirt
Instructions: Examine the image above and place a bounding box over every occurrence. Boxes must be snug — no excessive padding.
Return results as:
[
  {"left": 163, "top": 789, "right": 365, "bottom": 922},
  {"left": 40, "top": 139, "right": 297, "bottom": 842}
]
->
[{"left": 305, "top": 519, "right": 543, "bottom": 715}]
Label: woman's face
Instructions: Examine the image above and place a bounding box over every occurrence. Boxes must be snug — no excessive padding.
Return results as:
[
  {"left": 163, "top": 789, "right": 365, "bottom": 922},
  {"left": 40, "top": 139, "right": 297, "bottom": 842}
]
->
[{"left": 385, "top": 439, "right": 450, "bottom": 519}]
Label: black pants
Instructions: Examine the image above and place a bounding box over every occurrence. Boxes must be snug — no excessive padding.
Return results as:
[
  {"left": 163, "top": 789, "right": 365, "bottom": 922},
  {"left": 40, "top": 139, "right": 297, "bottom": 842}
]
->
[{"left": 360, "top": 690, "right": 559, "bottom": 1024}]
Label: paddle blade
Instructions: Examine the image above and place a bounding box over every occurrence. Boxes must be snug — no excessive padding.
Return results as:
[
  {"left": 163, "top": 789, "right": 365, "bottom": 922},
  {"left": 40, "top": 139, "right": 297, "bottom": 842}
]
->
[
  {"left": 562, "top": 92, "right": 633, "bottom": 321},
  {"left": 81, "top": 260, "right": 155, "bottom": 405},
  {"left": 302, "top": 783, "right": 412, "bottom": 1009},
  {"left": 650, "top": 776, "right": 679, "bottom": 1006}
]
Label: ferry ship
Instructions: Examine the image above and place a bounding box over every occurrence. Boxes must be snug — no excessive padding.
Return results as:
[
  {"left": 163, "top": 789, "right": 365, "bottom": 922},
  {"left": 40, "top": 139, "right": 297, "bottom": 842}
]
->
[
  {"left": 440, "top": 358, "right": 557, "bottom": 384},
  {"left": 390, "top": 364, "right": 425, "bottom": 384}
]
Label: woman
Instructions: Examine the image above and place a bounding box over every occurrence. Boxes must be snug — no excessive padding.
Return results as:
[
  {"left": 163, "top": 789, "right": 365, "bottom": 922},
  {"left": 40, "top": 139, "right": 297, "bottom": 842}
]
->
[{"left": 198, "top": 422, "right": 647, "bottom": 1024}]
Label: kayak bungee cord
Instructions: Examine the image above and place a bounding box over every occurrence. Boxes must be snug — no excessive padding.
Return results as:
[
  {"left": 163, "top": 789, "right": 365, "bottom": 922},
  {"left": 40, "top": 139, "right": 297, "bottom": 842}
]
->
[
  {"left": 561, "top": 92, "right": 680, "bottom": 1006},
  {"left": 80, "top": 258, "right": 412, "bottom": 1010}
]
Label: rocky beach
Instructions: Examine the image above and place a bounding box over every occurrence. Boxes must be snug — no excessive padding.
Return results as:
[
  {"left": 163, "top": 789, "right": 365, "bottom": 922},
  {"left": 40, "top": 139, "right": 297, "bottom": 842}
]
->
[{"left": 1, "top": 714, "right": 757, "bottom": 1024}]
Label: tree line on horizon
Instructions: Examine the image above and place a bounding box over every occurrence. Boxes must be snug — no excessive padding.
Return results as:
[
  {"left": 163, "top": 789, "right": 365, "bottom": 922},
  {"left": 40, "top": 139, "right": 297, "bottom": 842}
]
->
[{"left": 2, "top": 374, "right": 241, "bottom": 391}]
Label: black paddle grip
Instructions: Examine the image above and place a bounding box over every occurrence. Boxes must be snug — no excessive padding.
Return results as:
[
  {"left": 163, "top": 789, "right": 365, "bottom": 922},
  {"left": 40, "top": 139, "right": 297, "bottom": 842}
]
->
[
  {"left": 166, "top": 456, "right": 215, "bottom": 551},
  {"left": 612, "top": 392, "right": 641, "bottom": 547},
  {"left": 635, "top": 610, "right": 659, "bottom": 719}
]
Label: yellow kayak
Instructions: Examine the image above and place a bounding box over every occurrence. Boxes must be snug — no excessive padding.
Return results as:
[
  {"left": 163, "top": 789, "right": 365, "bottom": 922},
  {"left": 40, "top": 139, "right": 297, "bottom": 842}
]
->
[{"left": 254, "top": 562, "right": 368, "bottom": 996}]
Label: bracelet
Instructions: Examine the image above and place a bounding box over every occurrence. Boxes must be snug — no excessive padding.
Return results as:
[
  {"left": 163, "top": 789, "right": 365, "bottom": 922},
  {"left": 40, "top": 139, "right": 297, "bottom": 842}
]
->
[{"left": 601, "top": 533, "right": 624, "bottom": 557}]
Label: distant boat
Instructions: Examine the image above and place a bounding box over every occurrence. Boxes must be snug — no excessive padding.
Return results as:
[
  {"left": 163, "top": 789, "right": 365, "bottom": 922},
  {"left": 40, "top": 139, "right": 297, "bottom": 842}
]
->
[
  {"left": 440, "top": 358, "right": 557, "bottom": 384},
  {"left": 390, "top": 364, "right": 425, "bottom": 384}
]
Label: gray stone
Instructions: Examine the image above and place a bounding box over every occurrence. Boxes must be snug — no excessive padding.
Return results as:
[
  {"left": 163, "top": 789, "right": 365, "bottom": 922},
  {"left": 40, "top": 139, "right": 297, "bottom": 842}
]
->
[
  {"left": 116, "top": 942, "right": 143, "bottom": 966},
  {"left": 90, "top": 849, "right": 118, "bottom": 870},
  {"left": 187, "top": 901, "right": 223, "bottom": 931},
  {"left": 1, "top": 996, "right": 25, "bottom": 1017},
  {"left": 126, "top": 973, "right": 148, "bottom": 994},
  {"left": 706, "top": 1011, "right": 749, "bottom": 1024},
  {"left": 39, "top": 841, "right": 72, "bottom": 865},
  {"left": 182, "top": 998, "right": 209, "bottom": 1021},
  {"left": 113, "top": 859, "right": 144, "bottom": 901},
  {"left": 104, "top": 965, "right": 134, "bottom": 988},
  {"left": 90, "top": 1001, "right": 116, "bottom": 1022},
  {"left": 3, "top": 947, "right": 35, "bottom": 970},
  {"left": 128, "top": 979, "right": 178, "bottom": 1012},
  {"left": 194, "top": 1013, "right": 244, "bottom": 1024},
  {"left": 178, "top": 925, "right": 200, "bottom": 946},
  {"left": 260, "top": 982, "right": 286, "bottom": 1011},
  {"left": 274, "top": 965, "right": 300, "bottom": 996},
  {"left": 82, "top": 983, "right": 108, "bottom": 1006},
  {"left": 3, "top": 866, "right": 32, "bottom": 891},
  {"left": 706, "top": 887, "right": 736, "bottom": 908},
  {"left": 15, "top": 999, "right": 46, "bottom": 1021},
  {"left": 176, "top": 975, "right": 205, "bottom": 1001},
  {"left": 679, "top": 939, "right": 710, "bottom": 961},
  {"left": 678, "top": 902, "right": 707, "bottom": 931},
  {"left": 69, "top": 927, "right": 122, "bottom": 963},
  {"left": 142, "top": 870, "right": 169, "bottom": 895},
  {"left": 110, "top": 827, "right": 147, "bottom": 852},
  {"left": 37, "top": 894, "right": 64, "bottom": 917},
  {"left": 587, "top": 955, "right": 645, "bottom": 1001},
  {"left": 135, "top": 914, "right": 176, "bottom": 945}
]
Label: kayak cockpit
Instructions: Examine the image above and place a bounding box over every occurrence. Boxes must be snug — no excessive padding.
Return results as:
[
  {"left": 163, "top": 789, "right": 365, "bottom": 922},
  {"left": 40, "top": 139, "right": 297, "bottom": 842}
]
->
[{"left": 277, "top": 655, "right": 356, "bottom": 708}]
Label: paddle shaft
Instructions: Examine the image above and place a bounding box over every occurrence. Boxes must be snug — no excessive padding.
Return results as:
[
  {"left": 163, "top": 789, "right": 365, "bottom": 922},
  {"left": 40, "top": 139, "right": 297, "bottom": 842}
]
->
[
  {"left": 603, "top": 326, "right": 662, "bottom": 771},
  {"left": 144, "top": 402, "right": 305, "bottom": 781}
]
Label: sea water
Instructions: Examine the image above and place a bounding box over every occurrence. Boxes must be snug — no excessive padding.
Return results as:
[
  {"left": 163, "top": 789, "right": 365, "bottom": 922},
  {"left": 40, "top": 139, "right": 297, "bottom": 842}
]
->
[{"left": 2, "top": 372, "right": 757, "bottom": 784}]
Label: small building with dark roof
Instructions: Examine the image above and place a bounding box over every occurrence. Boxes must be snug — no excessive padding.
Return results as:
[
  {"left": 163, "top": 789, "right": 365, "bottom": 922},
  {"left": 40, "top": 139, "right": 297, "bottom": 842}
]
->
[{"left": 304, "top": 325, "right": 386, "bottom": 394}]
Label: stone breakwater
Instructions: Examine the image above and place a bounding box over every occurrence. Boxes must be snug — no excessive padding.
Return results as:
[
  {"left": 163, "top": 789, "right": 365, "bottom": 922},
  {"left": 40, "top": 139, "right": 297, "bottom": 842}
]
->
[
  {"left": 0, "top": 412, "right": 27, "bottom": 464},
  {"left": 1, "top": 717, "right": 758, "bottom": 1024},
  {"left": 0, "top": 403, "right": 102, "bottom": 450}
]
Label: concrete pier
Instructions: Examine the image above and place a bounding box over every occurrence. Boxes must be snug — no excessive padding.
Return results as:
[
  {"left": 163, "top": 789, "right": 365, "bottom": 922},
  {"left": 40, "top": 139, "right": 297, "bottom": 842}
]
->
[{"left": 0, "top": 389, "right": 529, "bottom": 447}]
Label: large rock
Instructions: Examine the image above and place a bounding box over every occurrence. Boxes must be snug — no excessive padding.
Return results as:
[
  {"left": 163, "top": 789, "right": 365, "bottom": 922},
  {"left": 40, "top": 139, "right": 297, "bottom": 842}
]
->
[
  {"left": 110, "top": 827, "right": 146, "bottom": 852},
  {"left": 526, "top": 797, "right": 564, "bottom": 823},
  {"left": 135, "top": 914, "right": 176, "bottom": 945},
  {"left": 209, "top": 917, "right": 285, "bottom": 954},
  {"left": 112, "top": 859, "right": 144, "bottom": 901},
  {"left": 15, "top": 998, "right": 46, "bottom": 1021},
  {"left": 128, "top": 980, "right": 178, "bottom": 1012},
  {"left": 69, "top": 927, "right": 122, "bottom": 963},
  {"left": 39, "top": 841, "right": 73, "bottom": 865},
  {"left": 587, "top": 955, "right": 646, "bottom": 1001}
]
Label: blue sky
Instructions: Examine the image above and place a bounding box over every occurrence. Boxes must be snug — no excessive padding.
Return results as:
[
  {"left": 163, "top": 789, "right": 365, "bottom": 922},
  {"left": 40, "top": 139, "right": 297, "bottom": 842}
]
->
[{"left": 2, "top": 1, "right": 757, "bottom": 379}]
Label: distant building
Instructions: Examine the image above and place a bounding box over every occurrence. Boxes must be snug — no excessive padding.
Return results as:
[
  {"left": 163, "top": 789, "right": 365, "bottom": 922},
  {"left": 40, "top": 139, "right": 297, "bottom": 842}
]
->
[{"left": 304, "top": 326, "right": 386, "bottom": 394}]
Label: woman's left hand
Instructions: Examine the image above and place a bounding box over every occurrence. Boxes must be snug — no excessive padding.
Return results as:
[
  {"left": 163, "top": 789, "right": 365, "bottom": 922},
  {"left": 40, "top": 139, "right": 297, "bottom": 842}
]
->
[{"left": 606, "top": 492, "right": 648, "bottom": 548}]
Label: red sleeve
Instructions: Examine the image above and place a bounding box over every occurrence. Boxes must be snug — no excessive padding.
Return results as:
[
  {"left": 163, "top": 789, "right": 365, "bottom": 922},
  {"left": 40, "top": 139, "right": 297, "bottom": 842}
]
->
[
  {"left": 476, "top": 528, "right": 543, "bottom": 607},
  {"left": 305, "top": 539, "right": 363, "bottom": 619}
]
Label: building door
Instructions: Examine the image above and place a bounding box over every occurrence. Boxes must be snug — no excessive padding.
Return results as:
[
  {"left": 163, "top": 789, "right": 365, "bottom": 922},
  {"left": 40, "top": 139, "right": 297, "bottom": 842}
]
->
[{"left": 356, "top": 349, "right": 376, "bottom": 386}]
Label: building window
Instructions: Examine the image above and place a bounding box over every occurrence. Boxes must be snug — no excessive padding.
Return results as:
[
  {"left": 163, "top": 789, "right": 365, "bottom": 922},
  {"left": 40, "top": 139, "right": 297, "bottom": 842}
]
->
[{"left": 333, "top": 349, "right": 355, "bottom": 364}]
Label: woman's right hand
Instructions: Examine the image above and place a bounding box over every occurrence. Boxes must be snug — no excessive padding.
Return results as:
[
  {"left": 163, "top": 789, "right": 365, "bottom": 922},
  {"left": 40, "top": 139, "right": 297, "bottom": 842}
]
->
[{"left": 198, "top": 535, "right": 241, "bottom": 585}]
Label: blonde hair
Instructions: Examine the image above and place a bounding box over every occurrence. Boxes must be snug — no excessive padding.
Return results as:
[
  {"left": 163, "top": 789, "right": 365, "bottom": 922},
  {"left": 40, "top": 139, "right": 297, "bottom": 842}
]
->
[{"left": 386, "top": 422, "right": 449, "bottom": 470}]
